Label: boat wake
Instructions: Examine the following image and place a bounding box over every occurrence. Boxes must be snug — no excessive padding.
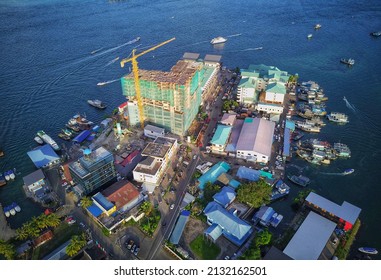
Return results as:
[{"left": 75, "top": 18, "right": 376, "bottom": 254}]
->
[
  {"left": 236, "top": 47, "right": 263, "bottom": 52},
  {"left": 320, "top": 172, "right": 346, "bottom": 176},
  {"left": 227, "top": 33, "right": 242, "bottom": 37},
  {"left": 97, "top": 79, "right": 120, "bottom": 86},
  {"left": 343, "top": 96, "right": 356, "bottom": 112},
  {"left": 105, "top": 57, "right": 120, "bottom": 67}
]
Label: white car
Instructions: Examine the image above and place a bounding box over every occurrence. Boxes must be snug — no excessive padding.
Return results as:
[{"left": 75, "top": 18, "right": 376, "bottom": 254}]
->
[{"left": 170, "top": 204, "right": 175, "bottom": 210}]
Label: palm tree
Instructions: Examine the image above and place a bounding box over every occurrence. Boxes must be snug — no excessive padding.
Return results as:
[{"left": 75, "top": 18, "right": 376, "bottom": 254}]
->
[
  {"left": 16, "top": 226, "right": 29, "bottom": 241},
  {"left": 81, "top": 196, "right": 92, "bottom": 209},
  {"left": 139, "top": 201, "right": 152, "bottom": 215},
  {"left": 32, "top": 215, "right": 48, "bottom": 230},
  {"left": 0, "top": 240, "right": 16, "bottom": 260},
  {"left": 66, "top": 233, "right": 87, "bottom": 257},
  {"left": 24, "top": 221, "right": 40, "bottom": 238},
  {"left": 45, "top": 213, "right": 61, "bottom": 228}
]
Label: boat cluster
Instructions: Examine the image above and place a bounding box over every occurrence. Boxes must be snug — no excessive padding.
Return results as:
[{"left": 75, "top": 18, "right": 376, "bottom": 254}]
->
[
  {"left": 295, "top": 138, "right": 351, "bottom": 165},
  {"left": 3, "top": 202, "right": 21, "bottom": 218},
  {"left": 0, "top": 169, "right": 16, "bottom": 187}
]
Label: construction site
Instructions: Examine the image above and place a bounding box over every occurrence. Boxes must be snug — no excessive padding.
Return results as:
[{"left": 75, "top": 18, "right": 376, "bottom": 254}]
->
[{"left": 121, "top": 50, "right": 221, "bottom": 136}]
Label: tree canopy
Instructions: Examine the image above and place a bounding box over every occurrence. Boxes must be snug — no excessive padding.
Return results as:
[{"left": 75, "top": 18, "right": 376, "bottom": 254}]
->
[
  {"left": 203, "top": 182, "right": 221, "bottom": 202},
  {"left": 236, "top": 179, "right": 272, "bottom": 208},
  {"left": 81, "top": 196, "right": 93, "bottom": 209},
  {"left": 0, "top": 240, "right": 16, "bottom": 260},
  {"left": 222, "top": 100, "right": 239, "bottom": 112},
  {"left": 254, "top": 229, "right": 272, "bottom": 247},
  {"left": 66, "top": 233, "right": 87, "bottom": 257}
]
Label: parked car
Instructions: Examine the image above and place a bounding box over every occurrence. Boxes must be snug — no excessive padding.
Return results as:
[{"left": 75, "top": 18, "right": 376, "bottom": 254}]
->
[
  {"left": 126, "top": 240, "right": 134, "bottom": 250},
  {"left": 131, "top": 244, "right": 136, "bottom": 253},
  {"left": 170, "top": 204, "right": 175, "bottom": 210},
  {"left": 134, "top": 246, "right": 140, "bottom": 256}
]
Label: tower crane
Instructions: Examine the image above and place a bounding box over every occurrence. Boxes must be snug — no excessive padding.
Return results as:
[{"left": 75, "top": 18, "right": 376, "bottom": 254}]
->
[{"left": 120, "top": 37, "right": 176, "bottom": 129}]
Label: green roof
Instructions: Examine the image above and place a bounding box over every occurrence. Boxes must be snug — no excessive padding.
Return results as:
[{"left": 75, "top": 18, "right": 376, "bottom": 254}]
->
[
  {"left": 238, "top": 77, "right": 256, "bottom": 88},
  {"left": 266, "top": 82, "right": 286, "bottom": 94},
  {"left": 211, "top": 125, "right": 232, "bottom": 145}
]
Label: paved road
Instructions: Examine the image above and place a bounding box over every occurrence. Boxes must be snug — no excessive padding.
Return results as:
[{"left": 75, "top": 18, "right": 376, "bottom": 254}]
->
[{"left": 147, "top": 154, "right": 200, "bottom": 260}]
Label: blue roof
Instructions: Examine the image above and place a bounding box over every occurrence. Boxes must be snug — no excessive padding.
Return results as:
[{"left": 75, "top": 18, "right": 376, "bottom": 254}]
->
[
  {"left": 210, "top": 125, "right": 232, "bottom": 146},
  {"left": 213, "top": 186, "right": 236, "bottom": 207},
  {"left": 229, "top": 179, "right": 241, "bottom": 189},
  {"left": 27, "top": 144, "right": 60, "bottom": 168},
  {"left": 204, "top": 223, "right": 223, "bottom": 241},
  {"left": 73, "top": 130, "right": 91, "bottom": 143},
  {"left": 93, "top": 192, "right": 114, "bottom": 211},
  {"left": 236, "top": 166, "right": 260, "bottom": 181},
  {"left": 254, "top": 206, "right": 275, "bottom": 225},
  {"left": 87, "top": 203, "right": 104, "bottom": 218},
  {"left": 198, "top": 162, "right": 230, "bottom": 190},
  {"left": 260, "top": 170, "right": 273, "bottom": 179},
  {"left": 204, "top": 202, "right": 252, "bottom": 246},
  {"left": 169, "top": 210, "right": 190, "bottom": 245},
  {"left": 283, "top": 128, "right": 291, "bottom": 157}
]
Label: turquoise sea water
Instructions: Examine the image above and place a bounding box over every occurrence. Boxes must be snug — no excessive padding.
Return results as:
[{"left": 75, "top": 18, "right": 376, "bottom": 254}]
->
[{"left": 0, "top": 0, "right": 380, "bottom": 258}]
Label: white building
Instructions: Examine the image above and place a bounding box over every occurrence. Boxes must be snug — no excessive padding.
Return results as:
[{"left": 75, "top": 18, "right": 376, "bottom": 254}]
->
[
  {"left": 257, "top": 103, "right": 284, "bottom": 114},
  {"left": 133, "top": 137, "right": 177, "bottom": 189},
  {"left": 236, "top": 118, "right": 275, "bottom": 163},
  {"left": 144, "top": 124, "right": 165, "bottom": 139},
  {"left": 264, "top": 82, "right": 286, "bottom": 104}
]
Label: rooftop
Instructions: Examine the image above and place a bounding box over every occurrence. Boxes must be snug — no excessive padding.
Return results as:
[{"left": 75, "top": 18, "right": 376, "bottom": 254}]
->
[
  {"left": 236, "top": 118, "right": 275, "bottom": 157},
  {"left": 145, "top": 124, "right": 165, "bottom": 134},
  {"left": 213, "top": 186, "right": 236, "bottom": 207},
  {"left": 210, "top": 125, "right": 232, "bottom": 146},
  {"left": 80, "top": 147, "right": 113, "bottom": 169},
  {"left": 220, "top": 113, "right": 236, "bottom": 125},
  {"left": 27, "top": 144, "right": 60, "bottom": 168},
  {"left": 182, "top": 52, "right": 200, "bottom": 60},
  {"left": 93, "top": 192, "right": 115, "bottom": 211},
  {"left": 204, "top": 54, "right": 222, "bottom": 63},
  {"left": 305, "top": 192, "right": 361, "bottom": 225},
  {"left": 198, "top": 161, "right": 230, "bottom": 190},
  {"left": 266, "top": 82, "right": 286, "bottom": 94},
  {"left": 142, "top": 142, "right": 170, "bottom": 158},
  {"left": 102, "top": 181, "right": 140, "bottom": 210},
  {"left": 283, "top": 211, "right": 336, "bottom": 260},
  {"left": 23, "top": 169, "right": 45, "bottom": 187},
  {"left": 225, "top": 119, "right": 244, "bottom": 152},
  {"left": 134, "top": 157, "right": 162, "bottom": 175},
  {"left": 169, "top": 210, "right": 190, "bottom": 245}
]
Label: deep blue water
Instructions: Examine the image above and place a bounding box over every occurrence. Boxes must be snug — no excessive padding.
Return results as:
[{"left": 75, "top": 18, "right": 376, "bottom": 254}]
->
[{"left": 0, "top": 0, "right": 380, "bottom": 258}]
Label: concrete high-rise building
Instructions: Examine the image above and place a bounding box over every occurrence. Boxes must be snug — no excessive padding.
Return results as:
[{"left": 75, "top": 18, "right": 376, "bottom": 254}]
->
[
  {"left": 121, "top": 53, "right": 221, "bottom": 136},
  {"left": 69, "top": 147, "right": 117, "bottom": 196}
]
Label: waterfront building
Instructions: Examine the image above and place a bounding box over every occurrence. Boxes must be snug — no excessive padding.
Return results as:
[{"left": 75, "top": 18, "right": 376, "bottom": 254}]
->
[
  {"left": 283, "top": 211, "right": 337, "bottom": 260},
  {"left": 305, "top": 192, "right": 361, "bottom": 231},
  {"left": 68, "top": 147, "right": 116, "bottom": 196},
  {"left": 27, "top": 144, "right": 60, "bottom": 168},
  {"left": 236, "top": 118, "right": 275, "bottom": 163},
  {"left": 133, "top": 137, "right": 178, "bottom": 190},
  {"left": 210, "top": 124, "right": 232, "bottom": 154},
  {"left": 237, "top": 77, "right": 258, "bottom": 104},
  {"left": 121, "top": 53, "right": 221, "bottom": 136},
  {"left": 22, "top": 169, "right": 47, "bottom": 195}
]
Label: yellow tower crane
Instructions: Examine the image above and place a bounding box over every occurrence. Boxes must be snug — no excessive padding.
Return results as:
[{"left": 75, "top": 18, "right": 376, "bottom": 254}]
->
[{"left": 120, "top": 37, "right": 176, "bottom": 129}]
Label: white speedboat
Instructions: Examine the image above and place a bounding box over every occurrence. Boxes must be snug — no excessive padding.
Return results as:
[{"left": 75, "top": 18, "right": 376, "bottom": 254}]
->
[
  {"left": 37, "top": 130, "right": 60, "bottom": 151},
  {"left": 88, "top": 99, "right": 107, "bottom": 109},
  {"left": 343, "top": 168, "right": 354, "bottom": 175},
  {"left": 14, "top": 203, "right": 21, "bottom": 213},
  {"left": 34, "top": 136, "right": 44, "bottom": 144},
  {"left": 307, "top": 34, "right": 313, "bottom": 39},
  {"left": 210, "top": 36, "right": 227, "bottom": 44}
]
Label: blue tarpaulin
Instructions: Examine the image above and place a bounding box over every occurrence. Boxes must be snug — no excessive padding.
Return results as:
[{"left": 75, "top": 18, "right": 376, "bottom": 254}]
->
[
  {"left": 236, "top": 166, "right": 260, "bottom": 181},
  {"left": 73, "top": 130, "right": 91, "bottom": 143}
]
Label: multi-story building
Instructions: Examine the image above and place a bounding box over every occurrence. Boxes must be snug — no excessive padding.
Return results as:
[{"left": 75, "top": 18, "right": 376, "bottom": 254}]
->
[
  {"left": 133, "top": 137, "right": 178, "bottom": 191},
  {"left": 121, "top": 53, "right": 221, "bottom": 136},
  {"left": 69, "top": 147, "right": 116, "bottom": 196}
]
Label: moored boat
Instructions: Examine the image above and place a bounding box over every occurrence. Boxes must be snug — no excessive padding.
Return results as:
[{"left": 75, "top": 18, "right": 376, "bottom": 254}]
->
[
  {"left": 0, "top": 149, "right": 4, "bottom": 157},
  {"left": 8, "top": 170, "right": 15, "bottom": 180},
  {"left": 4, "top": 171, "right": 10, "bottom": 181},
  {"left": 287, "top": 174, "right": 311, "bottom": 187},
  {"left": 0, "top": 174, "right": 6, "bottom": 187},
  {"left": 4, "top": 206, "right": 10, "bottom": 217},
  {"left": 9, "top": 207, "right": 16, "bottom": 216},
  {"left": 327, "top": 112, "right": 349, "bottom": 124},
  {"left": 34, "top": 136, "right": 44, "bottom": 145},
  {"left": 87, "top": 99, "right": 107, "bottom": 109},
  {"left": 358, "top": 247, "right": 378, "bottom": 255},
  {"left": 58, "top": 133, "right": 71, "bottom": 141},
  {"left": 13, "top": 202, "right": 21, "bottom": 213},
  {"left": 334, "top": 142, "right": 351, "bottom": 158},
  {"left": 210, "top": 36, "right": 227, "bottom": 44},
  {"left": 370, "top": 31, "right": 381, "bottom": 37},
  {"left": 62, "top": 128, "right": 73, "bottom": 137},
  {"left": 37, "top": 130, "right": 60, "bottom": 151}
]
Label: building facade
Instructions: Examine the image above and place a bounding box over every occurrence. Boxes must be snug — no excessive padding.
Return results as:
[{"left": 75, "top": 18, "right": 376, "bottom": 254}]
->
[{"left": 69, "top": 147, "right": 116, "bottom": 196}]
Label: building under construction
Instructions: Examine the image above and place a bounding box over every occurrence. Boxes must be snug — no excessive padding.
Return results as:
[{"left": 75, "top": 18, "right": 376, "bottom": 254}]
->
[{"left": 121, "top": 53, "right": 221, "bottom": 136}]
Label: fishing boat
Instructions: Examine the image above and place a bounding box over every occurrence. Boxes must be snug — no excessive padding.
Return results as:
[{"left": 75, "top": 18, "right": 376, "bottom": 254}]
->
[
  {"left": 334, "top": 143, "right": 351, "bottom": 158},
  {"left": 295, "top": 121, "right": 321, "bottom": 133},
  {"left": 37, "top": 130, "right": 60, "bottom": 151},
  {"left": 62, "top": 128, "right": 73, "bottom": 137},
  {"left": 343, "top": 168, "right": 354, "bottom": 175},
  {"left": 305, "top": 117, "right": 326, "bottom": 127},
  {"left": 327, "top": 112, "right": 349, "bottom": 124},
  {"left": 370, "top": 31, "right": 381, "bottom": 37},
  {"left": 292, "top": 131, "right": 304, "bottom": 141},
  {"left": 340, "top": 58, "right": 355, "bottom": 66},
  {"left": 287, "top": 174, "right": 311, "bottom": 187},
  {"left": 69, "top": 114, "right": 94, "bottom": 129},
  {"left": 314, "top": 24, "right": 322, "bottom": 29},
  {"left": 66, "top": 124, "right": 80, "bottom": 132},
  {"left": 307, "top": 34, "right": 313, "bottom": 39},
  {"left": 87, "top": 99, "right": 107, "bottom": 109},
  {"left": 210, "top": 36, "right": 227, "bottom": 44},
  {"left": 34, "top": 136, "right": 44, "bottom": 145},
  {"left": 58, "top": 133, "right": 71, "bottom": 141},
  {"left": 358, "top": 247, "right": 378, "bottom": 255}
]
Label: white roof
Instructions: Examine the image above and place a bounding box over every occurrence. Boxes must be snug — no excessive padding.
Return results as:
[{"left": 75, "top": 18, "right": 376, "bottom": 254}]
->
[
  {"left": 236, "top": 118, "right": 275, "bottom": 157},
  {"left": 220, "top": 113, "right": 236, "bottom": 125},
  {"left": 283, "top": 211, "right": 336, "bottom": 260},
  {"left": 144, "top": 124, "right": 165, "bottom": 134}
]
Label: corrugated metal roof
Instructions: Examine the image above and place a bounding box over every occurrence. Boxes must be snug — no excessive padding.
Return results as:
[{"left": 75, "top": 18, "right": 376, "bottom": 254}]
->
[
  {"left": 220, "top": 113, "right": 236, "bottom": 125},
  {"left": 145, "top": 124, "right": 165, "bottom": 134},
  {"left": 306, "top": 192, "right": 361, "bottom": 225},
  {"left": 236, "top": 166, "right": 260, "bottom": 181},
  {"left": 283, "top": 211, "right": 336, "bottom": 260},
  {"left": 236, "top": 118, "right": 275, "bottom": 157},
  {"left": 93, "top": 192, "right": 114, "bottom": 211},
  {"left": 169, "top": 210, "right": 190, "bottom": 245},
  {"left": 27, "top": 144, "right": 60, "bottom": 168},
  {"left": 204, "top": 54, "right": 221, "bottom": 63},
  {"left": 72, "top": 130, "right": 91, "bottom": 143},
  {"left": 283, "top": 128, "right": 291, "bottom": 157},
  {"left": 210, "top": 125, "right": 232, "bottom": 146},
  {"left": 198, "top": 161, "right": 230, "bottom": 190},
  {"left": 213, "top": 186, "right": 236, "bottom": 207},
  {"left": 266, "top": 82, "right": 286, "bottom": 94},
  {"left": 23, "top": 169, "right": 45, "bottom": 187},
  {"left": 182, "top": 52, "right": 200, "bottom": 60},
  {"left": 87, "top": 203, "right": 104, "bottom": 218},
  {"left": 204, "top": 223, "right": 223, "bottom": 241}
]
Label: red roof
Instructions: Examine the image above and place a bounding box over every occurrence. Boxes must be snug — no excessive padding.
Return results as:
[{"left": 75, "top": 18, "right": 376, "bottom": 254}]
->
[
  {"left": 118, "top": 102, "right": 128, "bottom": 109},
  {"left": 33, "top": 230, "right": 54, "bottom": 247},
  {"left": 121, "top": 150, "right": 139, "bottom": 167},
  {"left": 102, "top": 181, "right": 140, "bottom": 210}
]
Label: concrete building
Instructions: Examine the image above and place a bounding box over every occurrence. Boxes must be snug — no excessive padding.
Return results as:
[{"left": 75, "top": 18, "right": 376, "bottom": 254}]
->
[
  {"left": 236, "top": 118, "right": 275, "bottom": 163},
  {"left": 144, "top": 124, "right": 165, "bottom": 139},
  {"left": 121, "top": 53, "right": 220, "bottom": 136},
  {"left": 23, "top": 169, "right": 47, "bottom": 195},
  {"left": 210, "top": 124, "right": 232, "bottom": 154},
  {"left": 220, "top": 113, "right": 236, "bottom": 126},
  {"left": 305, "top": 192, "right": 361, "bottom": 231},
  {"left": 237, "top": 77, "right": 258, "bottom": 104},
  {"left": 283, "top": 211, "right": 337, "bottom": 260},
  {"left": 102, "top": 180, "right": 142, "bottom": 213},
  {"left": 133, "top": 137, "right": 177, "bottom": 189},
  {"left": 68, "top": 147, "right": 116, "bottom": 196},
  {"left": 27, "top": 144, "right": 60, "bottom": 169}
]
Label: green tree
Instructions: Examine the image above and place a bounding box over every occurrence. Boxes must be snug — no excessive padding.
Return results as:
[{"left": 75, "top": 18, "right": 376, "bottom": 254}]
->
[
  {"left": 0, "top": 240, "right": 16, "bottom": 260},
  {"left": 66, "top": 233, "right": 87, "bottom": 257},
  {"left": 254, "top": 229, "right": 272, "bottom": 246},
  {"left": 139, "top": 201, "right": 152, "bottom": 215},
  {"left": 241, "top": 246, "right": 261, "bottom": 260},
  {"left": 81, "top": 196, "right": 93, "bottom": 209},
  {"left": 16, "top": 226, "right": 29, "bottom": 241},
  {"left": 203, "top": 182, "right": 220, "bottom": 202},
  {"left": 45, "top": 213, "right": 61, "bottom": 228},
  {"left": 236, "top": 179, "right": 272, "bottom": 208}
]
